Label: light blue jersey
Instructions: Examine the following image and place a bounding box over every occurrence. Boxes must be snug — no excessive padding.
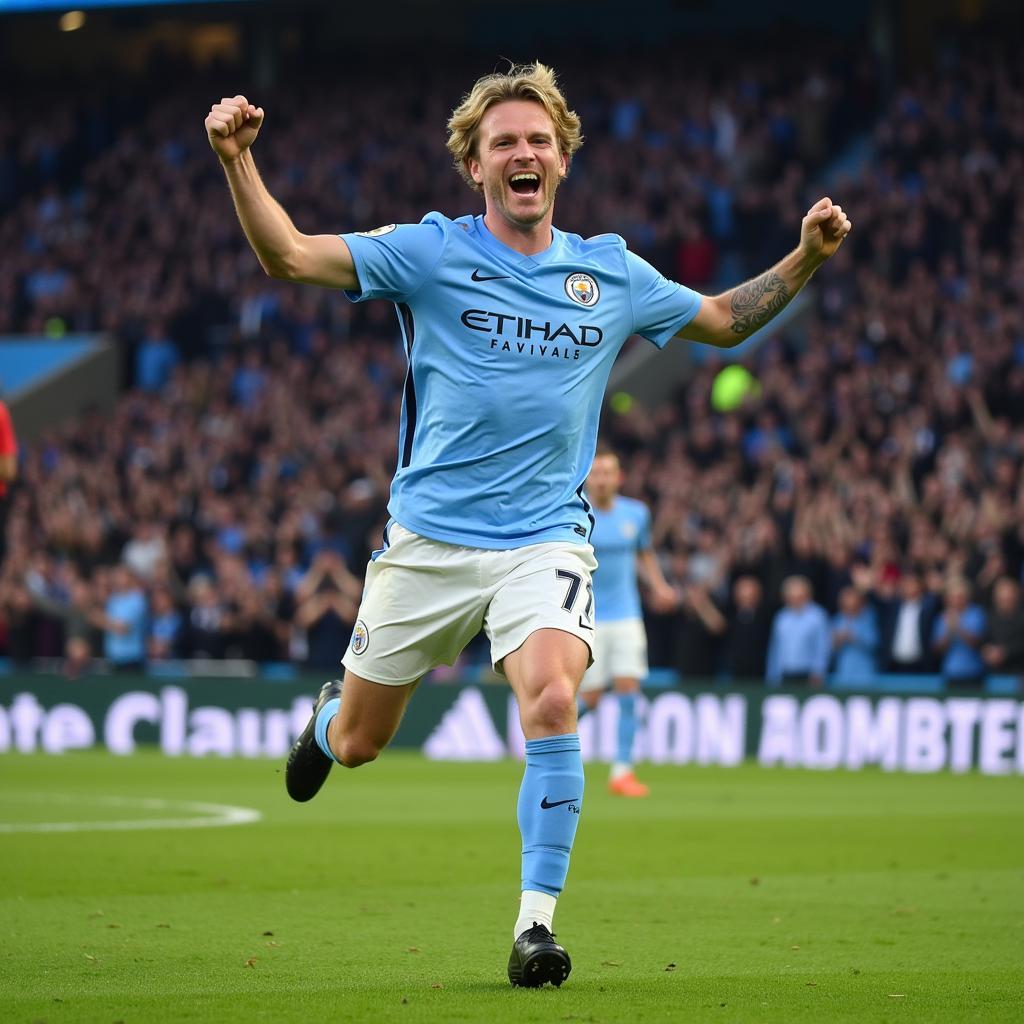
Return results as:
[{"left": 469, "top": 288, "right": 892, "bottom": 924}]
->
[
  {"left": 587, "top": 497, "right": 651, "bottom": 622},
  {"left": 342, "top": 213, "right": 701, "bottom": 549}
]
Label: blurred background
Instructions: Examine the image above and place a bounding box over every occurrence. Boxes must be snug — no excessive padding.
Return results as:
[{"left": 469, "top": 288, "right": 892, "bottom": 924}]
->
[{"left": 0, "top": 0, "right": 1022, "bottom": 699}]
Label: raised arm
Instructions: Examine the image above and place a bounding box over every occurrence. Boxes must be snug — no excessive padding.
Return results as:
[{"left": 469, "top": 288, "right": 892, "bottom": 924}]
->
[
  {"left": 677, "top": 197, "right": 852, "bottom": 348},
  {"left": 205, "top": 95, "right": 358, "bottom": 290}
]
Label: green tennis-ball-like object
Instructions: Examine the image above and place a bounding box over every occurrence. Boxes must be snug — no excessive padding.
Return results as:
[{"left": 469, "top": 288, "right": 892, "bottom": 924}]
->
[
  {"left": 45, "top": 317, "right": 67, "bottom": 339},
  {"left": 711, "top": 365, "right": 759, "bottom": 412},
  {"left": 611, "top": 391, "right": 634, "bottom": 414}
]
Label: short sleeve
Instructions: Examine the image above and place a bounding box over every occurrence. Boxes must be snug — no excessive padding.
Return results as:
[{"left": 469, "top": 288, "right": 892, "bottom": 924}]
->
[
  {"left": 626, "top": 250, "right": 703, "bottom": 349},
  {"left": 340, "top": 218, "right": 447, "bottom": 303},
  {"left": 636, "top": 504, "right": 652, "bottom": 551}
]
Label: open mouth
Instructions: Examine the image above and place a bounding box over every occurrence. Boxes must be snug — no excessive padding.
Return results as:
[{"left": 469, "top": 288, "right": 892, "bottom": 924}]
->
[{"left": 508, "top": 172, "right": 541, "bottom": 197}]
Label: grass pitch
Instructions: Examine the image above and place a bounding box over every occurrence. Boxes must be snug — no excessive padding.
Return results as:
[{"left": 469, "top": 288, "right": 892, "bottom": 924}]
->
[{"left": 1, "top": 752, "right": 1022, "bottom": 1023}]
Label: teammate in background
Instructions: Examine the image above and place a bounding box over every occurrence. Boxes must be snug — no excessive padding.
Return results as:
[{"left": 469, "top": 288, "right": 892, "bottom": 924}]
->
[
  {"left": 579, "top": 449, "right": 677, "bottom": 797},
  {"left": 205, "top": 63, "right": 851, "bottom": 988}
]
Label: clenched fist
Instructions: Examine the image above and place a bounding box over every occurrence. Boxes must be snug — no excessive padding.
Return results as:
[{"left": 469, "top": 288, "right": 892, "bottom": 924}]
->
[
  {"left": 205, "top": 95, "right": 264, "bottom": 163},
  {"left": 798, "top": 196, "right": 852, "bottom": 264}
]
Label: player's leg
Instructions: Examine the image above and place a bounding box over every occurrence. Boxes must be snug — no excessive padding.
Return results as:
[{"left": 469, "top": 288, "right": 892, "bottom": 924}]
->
[
  {"left": 485, "top": 539, "right": 597, "bottom": 987},
  {"left": 505, "top": 626, "right": 588, "bottom": 736},
  {"left": 285, "top": 671, "right": 418, "bottom": 802},
  {"left": 608, "top": 674, "right": 648, "bottom": 797},
  {"left": 325, "top": 670, "right": 420, "bottom": 765},
  {"left": 607, "top": 618, "right": 650, "bottom": 797},
  {"left": 577, "top": 625, "right": 610, "bottom": 712},
  {"left": 286, "top": 522, "right": 484, "bottom": 802},
  {"left": 503, "top": 627, "right": 588, "bottom": 987}
]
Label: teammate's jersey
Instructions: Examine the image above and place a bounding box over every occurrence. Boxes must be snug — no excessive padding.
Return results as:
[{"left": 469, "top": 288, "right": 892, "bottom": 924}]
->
[
  {"left": 587, "top": 496, "right": 651, "bottom": 622},
  {"left": 341, "top": 213, "right": 701, "bottom": 550}
]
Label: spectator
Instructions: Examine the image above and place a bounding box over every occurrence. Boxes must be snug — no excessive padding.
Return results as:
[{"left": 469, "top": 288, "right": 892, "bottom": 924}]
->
[
  {"left": 148, "top": 586, "right": 183, "bottom": 661},
  {"left": 274, "top": 542, "right": 305, "bottom": 596},
  {"left": 981, "top": 577, "right": 1024, "bottom": 680},
  {"left": 875, "top": 571, "right": 939, "bottom": 674},
  {"left": 931, "top": 578, "right": 987, "bottom": 688},
  {"left": 0, "top": 577, "right": 36, "bottom": 664},
  {"left": 95, "top": 565, "right": 148, "bottom": 671},
  {"left": 169, "top": 525, "right": 204, "bottom": 589},
  {"left": 135, "top": 320, "right": 179, "bottom": 393},
  {"left": 294, "top": 551, "right": 361, "bottom": 670},
  {"left": 673, "top": 582, "right": 726, "bottom": 681},
  {"left": 181, "top": 575, "right": 226, "bottom": 659},
  {"left": 257, "top": 569, "right": 296, "bottom": 660},
  {"left": 226, "top": 586, "right": 286, "bottom": 662},
  {"left": 29, "top": 572, "right": 97, "bottom": 678},
  {"left": 63, "top": 577, "right": 98, "bottom": 678},
  {"left": 723, "top": 575, "right": 772, "bottom": 681},
  {"left": 122, "top": 521, "right": 167, "bottom": 582},
  {"left": 766, "top": 575, "right": 830, "bottom": 687},
  {"left": 231, "top": 348, "right": 268, "bottom": 410},
  {"left": 830, "top": 586, "right": 879, "bottom": 684}
]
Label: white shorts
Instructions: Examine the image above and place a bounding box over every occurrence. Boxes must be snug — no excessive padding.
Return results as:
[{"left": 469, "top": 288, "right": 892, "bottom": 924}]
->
[
  {"left": 579, "top": 618, "right": 648, "bottom": 692},
  {"left": 341, "top": 522, "right": 598, "bottom": 686}
]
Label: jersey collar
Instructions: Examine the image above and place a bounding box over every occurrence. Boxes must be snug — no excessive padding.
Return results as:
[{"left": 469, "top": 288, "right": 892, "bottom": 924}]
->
[{"left": 472, "top": 215, "right": 563, "bottom": 271}]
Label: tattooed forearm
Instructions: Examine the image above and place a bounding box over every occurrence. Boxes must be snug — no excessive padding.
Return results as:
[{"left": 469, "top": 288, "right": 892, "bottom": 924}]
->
[{"left": 729, "top": 271, "right": 791, "bottom": 336}]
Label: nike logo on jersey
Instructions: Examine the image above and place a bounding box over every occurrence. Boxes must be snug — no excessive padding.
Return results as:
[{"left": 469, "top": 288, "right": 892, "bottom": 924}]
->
[
  {"left": 540, "top": 796, "right": 580, "bottom": 809},
  {"left": 471, "top": 269, "right": 510, "bottom": 282}
]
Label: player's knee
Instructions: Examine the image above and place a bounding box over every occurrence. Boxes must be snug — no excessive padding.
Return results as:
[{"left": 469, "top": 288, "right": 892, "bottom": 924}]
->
[
  {"left": 333, "top": 734, "right": 381, "bottom": 768},
  {"left": 528, "top": 678, "right": 578, "bottom": 734}
]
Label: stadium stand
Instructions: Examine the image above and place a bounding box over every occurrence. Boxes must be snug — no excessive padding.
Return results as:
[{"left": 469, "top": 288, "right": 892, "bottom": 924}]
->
[{"left": 0, "top": 37, "right": 1021, "bottom": 689}]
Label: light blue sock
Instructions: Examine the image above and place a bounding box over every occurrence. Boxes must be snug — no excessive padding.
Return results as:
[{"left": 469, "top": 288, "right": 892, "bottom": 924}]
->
[
  {"left": 518, "top": 734, "right": 584, "bottom": 896},
  {"left": 616, "top": 693, "right": 637, "bottom": 766},
  {"left": 314, "top": 697, "right": 341, "bottom": 763}
]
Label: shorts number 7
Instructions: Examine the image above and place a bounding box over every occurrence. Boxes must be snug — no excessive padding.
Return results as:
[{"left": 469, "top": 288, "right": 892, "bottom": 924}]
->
[{"left": 556, "top": 568, "right": 594, "bottom": 622}]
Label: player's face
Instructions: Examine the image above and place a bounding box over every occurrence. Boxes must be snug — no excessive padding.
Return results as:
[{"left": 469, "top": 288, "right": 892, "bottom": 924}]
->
[
  {"left": 469, "top": 100, "right": 568, "bottom": 231},
  {"left": 586, "top": 456, "right": 621, "bottom": 504}
]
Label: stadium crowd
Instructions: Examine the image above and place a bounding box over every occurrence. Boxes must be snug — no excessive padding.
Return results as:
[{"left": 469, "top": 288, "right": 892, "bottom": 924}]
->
[{"left": 1, "top": 39, "right": 1022, "bottom": 686}]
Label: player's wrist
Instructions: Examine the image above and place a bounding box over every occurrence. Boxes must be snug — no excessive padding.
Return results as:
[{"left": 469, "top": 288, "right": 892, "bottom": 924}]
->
[{"left": 793, "top": 244, "right": 826, "bottom": 275}]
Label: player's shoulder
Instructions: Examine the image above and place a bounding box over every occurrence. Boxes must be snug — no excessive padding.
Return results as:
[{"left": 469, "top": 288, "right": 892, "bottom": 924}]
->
[
  {"left": 425, "top": 211, "right": 499, "bottom": 246},
  {"left": 556, "top": 227, "right": 628, "bottom": 263},
  {"left": 617, "top": 495, "right": 649, "bottom": 516},
  {"left": 350, "top": 212, "right": 455, "bottom": 241},
  {"left": 421, "top": 211, "right": 464, "bottom": 234},
  {"left": 607, "top": 495, "right": 648, "bottom": 528}
]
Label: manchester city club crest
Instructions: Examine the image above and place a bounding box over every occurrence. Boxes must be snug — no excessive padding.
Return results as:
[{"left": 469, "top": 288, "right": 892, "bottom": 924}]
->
[
  {"left": 565, "top": 272, "right": 600, "bottom": 306},
  {"left": 350, "top": 619, "right": 370, "bottom": 655},
  {"left": 355, "top": 224, "right": 397, "bottom": 238}
]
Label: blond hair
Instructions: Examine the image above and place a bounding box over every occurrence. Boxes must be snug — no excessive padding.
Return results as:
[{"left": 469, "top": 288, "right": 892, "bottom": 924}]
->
[{"left": 446, "top": 62, "right": 583, "bottom": 191}]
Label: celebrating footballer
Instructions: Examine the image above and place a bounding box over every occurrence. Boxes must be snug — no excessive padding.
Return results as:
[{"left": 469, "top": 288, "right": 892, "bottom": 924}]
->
[{"left": 205, "top": 61, "right": 851, "bottom": 988}]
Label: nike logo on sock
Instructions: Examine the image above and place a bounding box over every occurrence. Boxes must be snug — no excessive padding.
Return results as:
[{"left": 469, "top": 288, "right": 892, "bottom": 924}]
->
[
  {"left": 471, "top": 269, "right": 510, "bottom": 282},
  {"left": 540, "top": 796, "right": 580, "bottom": 809}
]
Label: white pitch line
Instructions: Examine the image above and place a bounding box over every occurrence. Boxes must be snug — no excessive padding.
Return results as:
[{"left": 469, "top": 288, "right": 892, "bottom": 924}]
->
[{"left": 0, "top": 795, "right": 261, "bottom": 833}]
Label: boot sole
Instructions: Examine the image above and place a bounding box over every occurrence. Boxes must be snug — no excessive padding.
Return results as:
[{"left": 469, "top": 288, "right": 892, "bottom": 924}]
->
[{"left": 510, "top": 948, "right": 571, "bottom": 988}]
